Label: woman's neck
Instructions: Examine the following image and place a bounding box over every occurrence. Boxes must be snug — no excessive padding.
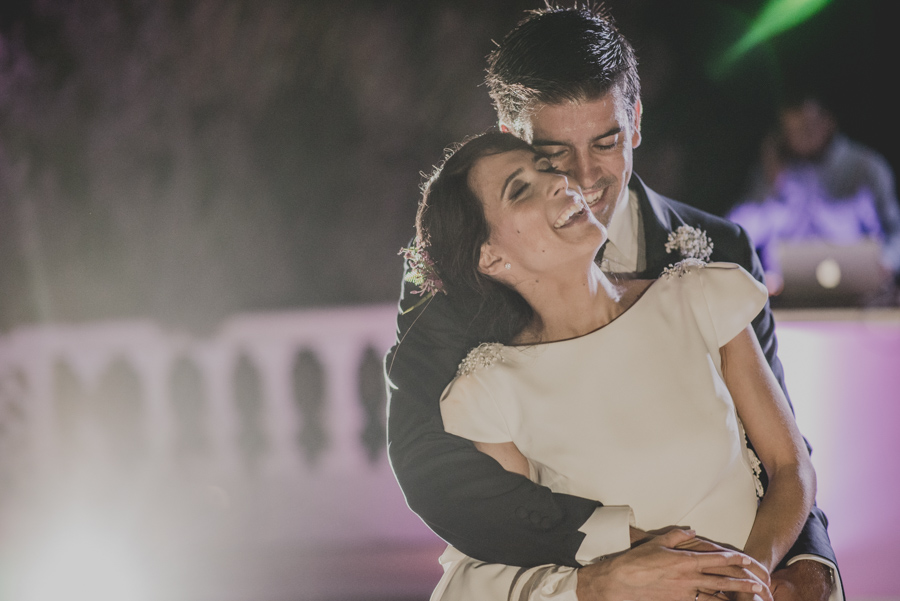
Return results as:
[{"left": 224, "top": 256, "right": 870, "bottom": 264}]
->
[{"left": 513, "top": 262, "right": 626, "bottom": 344}]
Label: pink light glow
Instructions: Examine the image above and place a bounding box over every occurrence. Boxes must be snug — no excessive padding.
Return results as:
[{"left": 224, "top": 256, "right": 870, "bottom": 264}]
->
[{"left": 776, "top": 315, "right": 900, "bottom": 596}]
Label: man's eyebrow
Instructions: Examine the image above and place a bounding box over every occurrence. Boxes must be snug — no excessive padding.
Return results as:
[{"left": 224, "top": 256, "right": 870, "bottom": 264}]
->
[
  {"left": 591, "top": 126, "right": 622, "bottom": 142},
  {"left": 531, "top": 137, "right": 565, "bottom": 147},
  {"left": 532, "top": 126, "right": 622, "bottom": 147},
  {"left": 502, "top": 167, "right": 524, "bottom": 200}
]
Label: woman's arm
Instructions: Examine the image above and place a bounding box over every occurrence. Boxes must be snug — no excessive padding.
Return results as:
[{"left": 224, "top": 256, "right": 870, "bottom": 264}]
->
[
  {"left": 721, "top": 326, "right": 817, "bottom": 573},
  {"left": 474, "top": 441, "right": 530, "bottom": 478}
]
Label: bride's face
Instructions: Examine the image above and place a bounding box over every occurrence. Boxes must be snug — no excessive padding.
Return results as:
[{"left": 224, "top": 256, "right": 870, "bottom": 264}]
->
[{"left": 468, "top": 149, "right": 607, "bottom": 280}]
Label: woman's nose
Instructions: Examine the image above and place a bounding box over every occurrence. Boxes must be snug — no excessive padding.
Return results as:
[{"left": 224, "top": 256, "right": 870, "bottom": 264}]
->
[{"left": 549, "top": 173, "right": 569, "bottom": 197}]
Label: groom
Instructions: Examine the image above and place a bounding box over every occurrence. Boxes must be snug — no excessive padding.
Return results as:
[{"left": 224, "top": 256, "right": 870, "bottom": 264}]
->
[{"left": 386, "top": 6, "right": 841, "bottom": 600}]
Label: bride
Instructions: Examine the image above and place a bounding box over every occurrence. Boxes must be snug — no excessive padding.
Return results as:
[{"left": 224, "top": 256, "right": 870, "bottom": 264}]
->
[{"left": 408, "top": 131, "right": 816, "bottom": 601}]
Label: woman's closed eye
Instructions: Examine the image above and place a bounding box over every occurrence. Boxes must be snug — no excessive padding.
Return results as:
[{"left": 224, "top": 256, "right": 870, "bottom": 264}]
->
[
  {"left": 509, "top": 181, "right": 529, "bottom": 201},
  {"left": 507, "top": 156, "right": 555, "bottom": 201}
]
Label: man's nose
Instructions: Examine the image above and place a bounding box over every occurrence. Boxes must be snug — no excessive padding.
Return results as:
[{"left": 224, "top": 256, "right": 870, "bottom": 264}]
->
[{"left": 569, "top": 151, "right": 602, "bottom": 189}]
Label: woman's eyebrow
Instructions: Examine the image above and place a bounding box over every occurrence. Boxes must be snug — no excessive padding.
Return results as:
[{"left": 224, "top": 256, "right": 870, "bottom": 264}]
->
[{"left": 502, "top": 167, "right": 524, "bottom": 199}]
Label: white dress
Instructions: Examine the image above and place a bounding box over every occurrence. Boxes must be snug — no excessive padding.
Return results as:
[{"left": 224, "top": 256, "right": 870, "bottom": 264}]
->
[{"left": 434, "top": 262, "right": 769, "bottom": 600}]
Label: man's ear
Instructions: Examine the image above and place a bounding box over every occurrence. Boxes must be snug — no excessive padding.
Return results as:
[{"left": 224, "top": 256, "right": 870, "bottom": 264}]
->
[
  {"left": 478, "top": 242, "right": 506, "bottom": 277},
  {"left": 631, "top": 99, "right": 643, "bottom": 149}
]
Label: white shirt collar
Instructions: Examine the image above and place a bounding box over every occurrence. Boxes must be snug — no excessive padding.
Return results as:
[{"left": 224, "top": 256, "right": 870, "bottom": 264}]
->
[{"left": 601, "top": 188, "right": 641, "bottom": 273}]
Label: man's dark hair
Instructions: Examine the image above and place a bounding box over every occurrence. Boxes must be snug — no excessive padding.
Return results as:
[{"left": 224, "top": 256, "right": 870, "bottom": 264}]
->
[{"left": 486, "top": 5, "right": 640, "bottom": 138}]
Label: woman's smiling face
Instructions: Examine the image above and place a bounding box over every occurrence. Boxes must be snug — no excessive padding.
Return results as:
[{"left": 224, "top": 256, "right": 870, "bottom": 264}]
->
[{"left": 467, "top": 148, "right": 607, "bottom": 280}]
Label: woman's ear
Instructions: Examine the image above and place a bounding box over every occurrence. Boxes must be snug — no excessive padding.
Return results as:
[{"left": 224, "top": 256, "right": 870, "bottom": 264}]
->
[{"left": 478, "top": 242, "right": 505, "bottom": 277}]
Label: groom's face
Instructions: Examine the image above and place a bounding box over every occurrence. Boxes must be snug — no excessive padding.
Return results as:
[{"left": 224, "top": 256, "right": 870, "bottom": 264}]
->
[{"left": 524, "top": 91, "right": 641, "bottom": 229}]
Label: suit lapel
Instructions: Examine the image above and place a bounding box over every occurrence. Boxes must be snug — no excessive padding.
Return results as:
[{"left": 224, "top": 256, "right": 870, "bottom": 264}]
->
[{"left": 631, "top": 175, "right": 684, "bottom": 279}]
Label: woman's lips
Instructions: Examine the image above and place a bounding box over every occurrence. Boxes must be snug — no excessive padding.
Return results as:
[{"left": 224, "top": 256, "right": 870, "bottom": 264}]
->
[{"left": 554, "top": 201, "right": 587, "bottom": 229}]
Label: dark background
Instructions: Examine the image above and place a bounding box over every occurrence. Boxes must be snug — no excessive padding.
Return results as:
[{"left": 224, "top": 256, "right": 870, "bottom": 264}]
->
[{"left": 0, "top": 0, "right": 895, "bottom": 333}]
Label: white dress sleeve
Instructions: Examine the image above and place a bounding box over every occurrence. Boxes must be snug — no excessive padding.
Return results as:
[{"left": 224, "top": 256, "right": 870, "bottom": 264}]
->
[
  {"left": 697, "top": 262, "right": 769, "bottom": 347},
  {"left": 440, "top": 372, "right": 512, "bottom": 443}
]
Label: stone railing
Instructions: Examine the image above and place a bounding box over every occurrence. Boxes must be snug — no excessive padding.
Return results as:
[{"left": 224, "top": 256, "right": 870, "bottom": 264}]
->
[
  {"left": 3, "top": 308, "right": 899, "bottom": 600},
  {"left": 0, "top": 305, "right": 393, "bottom": 469},
  {"left": 0, "top": 304, "right": 438, "bottom": 546}
]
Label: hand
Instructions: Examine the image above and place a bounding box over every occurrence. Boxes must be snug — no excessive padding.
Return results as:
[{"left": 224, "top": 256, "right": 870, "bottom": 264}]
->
[
  {"left": 575, "top": 529, "right": 769, "bottom": 601},
  {"left": 770, "top": 560, "right": 834, "bottom": 601},
  {"left": 702, "top": 593, "right": 771, "bottom": 601},
  {"left": 675, "top": 536, "right": 772, "bottom": 601}
]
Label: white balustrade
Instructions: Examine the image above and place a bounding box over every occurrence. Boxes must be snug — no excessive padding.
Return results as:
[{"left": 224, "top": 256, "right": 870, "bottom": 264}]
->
[
  {"left": 5, "top": 307, "right": 897, "bottom": 600},
  {"left": 0, "top": 304, "right": 436, "bottom": 549}
]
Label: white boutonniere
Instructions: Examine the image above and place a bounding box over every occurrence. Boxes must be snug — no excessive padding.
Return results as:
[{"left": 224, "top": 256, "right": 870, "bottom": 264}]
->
[{"left": 661, "top": 225, "right": 714, "bottom": 278}]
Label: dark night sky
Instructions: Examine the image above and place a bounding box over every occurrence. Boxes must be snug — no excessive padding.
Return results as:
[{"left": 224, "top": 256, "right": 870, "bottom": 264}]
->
[{"left": 0, "top": 0, "right": 895, "bottom": 331}]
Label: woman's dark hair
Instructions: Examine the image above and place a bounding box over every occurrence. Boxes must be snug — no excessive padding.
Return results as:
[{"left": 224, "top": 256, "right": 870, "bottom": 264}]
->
[{"left": 416, "top": 131, "right": 535, "bottom": 343}]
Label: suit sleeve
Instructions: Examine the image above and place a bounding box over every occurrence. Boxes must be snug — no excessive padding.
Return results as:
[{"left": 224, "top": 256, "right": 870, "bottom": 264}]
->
[
  {"left": 385, "top": 262, "right": 598, "bottom": 568},
  {"left": 726, "top": 224, "right": 840, "bottom": 568}
]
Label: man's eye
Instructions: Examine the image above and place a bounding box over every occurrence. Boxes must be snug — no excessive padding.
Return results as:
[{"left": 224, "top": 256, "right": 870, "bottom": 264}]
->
[
  {"left": 542, "top": 149, "right": 566, "bottom": 159},
  {"left": 594, "top": 136, "right": 619, "bottom": 150}
]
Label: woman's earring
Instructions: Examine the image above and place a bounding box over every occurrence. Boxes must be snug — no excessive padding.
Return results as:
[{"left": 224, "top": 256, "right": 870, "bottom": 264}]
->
[{"left": 504, "top": 262, "right": 511, "bottom": 270}]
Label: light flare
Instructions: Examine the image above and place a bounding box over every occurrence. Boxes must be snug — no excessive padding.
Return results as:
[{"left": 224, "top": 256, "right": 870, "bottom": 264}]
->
[
  {"left": 10, "top": 522, "right": 151, "bottom": 601},
  {"left": 712, "top": 0, "right": 833, "bottom": 76}
]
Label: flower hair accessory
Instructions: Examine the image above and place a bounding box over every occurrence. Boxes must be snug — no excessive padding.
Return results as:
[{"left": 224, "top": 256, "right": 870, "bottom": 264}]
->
[
  {"left": 661, "top": 225, "right": 714, "bottom": 279},
  {"left": 399, "top": 240, "right": 445, "bottom": 314}
]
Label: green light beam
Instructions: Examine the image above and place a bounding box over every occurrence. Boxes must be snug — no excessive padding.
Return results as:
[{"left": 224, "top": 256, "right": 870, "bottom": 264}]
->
[{"left": 713, "top": 0, "right": 833, "bottom": 76}]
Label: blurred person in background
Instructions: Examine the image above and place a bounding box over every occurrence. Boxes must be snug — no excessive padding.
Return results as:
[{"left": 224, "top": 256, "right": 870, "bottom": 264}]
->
[
  {"left": 386, "top": 6, "right": 841, "bottom": 600},
  {"left": 728, "top": 93, "right": 900, "bottom": 301}
]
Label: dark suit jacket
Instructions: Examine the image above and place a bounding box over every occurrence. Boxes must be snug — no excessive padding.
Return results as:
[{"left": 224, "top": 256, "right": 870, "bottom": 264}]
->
[{"left": 385, "top": 176, "right": 838, "bottom": 570}]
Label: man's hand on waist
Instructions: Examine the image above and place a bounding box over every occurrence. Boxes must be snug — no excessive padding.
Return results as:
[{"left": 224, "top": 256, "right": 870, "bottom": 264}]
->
[{"left": 575, "top": 529, "right": 770, "bottom": 601}]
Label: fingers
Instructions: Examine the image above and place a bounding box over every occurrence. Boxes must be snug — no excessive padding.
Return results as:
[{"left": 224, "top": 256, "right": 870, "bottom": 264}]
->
[
  {"left": 676, "top": 535, "right": 739, "bottom": 553},
  {"left": 646, "top": 524, "right": 692, "bottom": 536},
  {"left": 651, "top": 527, "right": 697, "bottom": 548},
  {"left": 697, "top": 593, "right": 729, "bottom": 601},
  {"left": 704, "top": 557, "right": 771, "bottom": 587},
  {"left": 697, "top": 572, "right": 769, "bottom": 599},
  {"left": 690, "top": 549, "right": 755, "bottom": 571},
  {"left": 704, "top": 588, "right": 773, "bottom": 601},
  {"left": 681, "top": 551, "right": 770, "bottom": 599},
  {"left": 696, "top": 536, "right": 741, "bottom": 552},
  {"left": 673, "top": 535, "right": 770, "bottom": 586},
  {"left": 677, "top": 536, "right": 727, "bottom": 552}
]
